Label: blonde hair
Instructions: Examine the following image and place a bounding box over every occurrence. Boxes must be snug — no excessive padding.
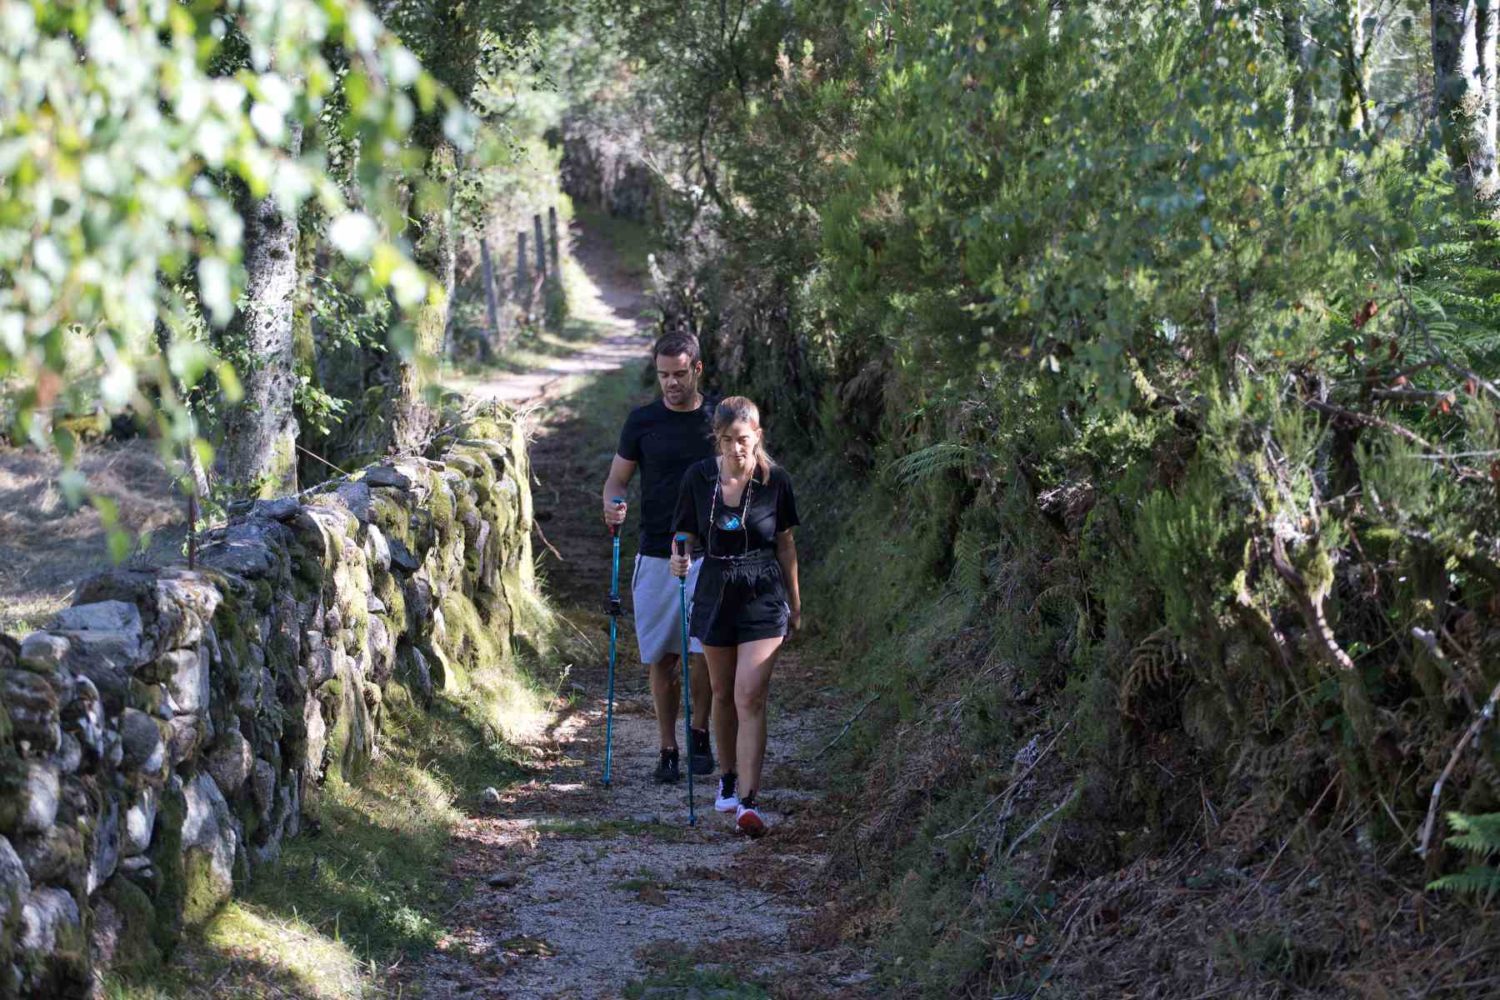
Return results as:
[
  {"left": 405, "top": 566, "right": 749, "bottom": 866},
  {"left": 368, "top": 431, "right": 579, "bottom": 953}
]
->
[{"left": 713, "top": 395, "right": 773, "bottom": 480}]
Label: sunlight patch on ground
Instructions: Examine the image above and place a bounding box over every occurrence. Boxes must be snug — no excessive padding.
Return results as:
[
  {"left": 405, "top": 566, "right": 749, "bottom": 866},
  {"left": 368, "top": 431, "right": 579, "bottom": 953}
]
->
[{"left": 201, "top": 903, "right": 374, "bottom": 999}]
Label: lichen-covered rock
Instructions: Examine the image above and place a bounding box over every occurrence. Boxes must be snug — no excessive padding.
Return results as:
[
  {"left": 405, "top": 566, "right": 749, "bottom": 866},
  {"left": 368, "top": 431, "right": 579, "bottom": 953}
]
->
[
  {"left": 48, "top": 602, "right": 148, "bottom": 712},
  {"left": 0, "top": 835, "right": 30, "bottom": 937},
  {"left": 117, "top": 710, "right": 164, "bottom": 777},
  {"left": 18, "top": 824, "right": 83, "bottom": 886},
  {"left": 54, "top": 734, "right": 81, "bottom": 777},
  {"left": 97, "top": 875, "right": 160, "bottom": 973},
  {"left": 206, "top": 730, "right": 252, "bottom": 797},
  {"left": 166, "top": 715, "right": 203, "bottom": 766},
  {"left": 19, "top": 885, "right": 88, "bottom": 997},
  {"left": 158, "top": 648, "right": 208, "bottom": 715},
  {"left": 333, "top": 480, "right": 373, "bottom": 522},
  {"left": 17, "top": 635, "right": 67, "bottom": 676},
  {"left": 179, "top": 773, "right": 237, "bottom": 925},
  {"left": 19, "top": 886, "right": 80, "bottom": 956},
  {"left": 1, "top": 671, "right": 61, "bottom": 758},
  {"left": 249, "top": 760, "right": 275, "bottom": 822},
  {"left": 16, "top": 764, "right": 58, "bottom": 835},
  {"left": 60, "top": 676, "right": 105, "bottom": 764},
  {"left": 121, "top": 786, "right": 157, "bottom": 858},
  {"left": 364, "top": 465, "right": 412, "bottom": 490},
  {"left": 87, "top": 793, "right": 121, "bottom": 893}
]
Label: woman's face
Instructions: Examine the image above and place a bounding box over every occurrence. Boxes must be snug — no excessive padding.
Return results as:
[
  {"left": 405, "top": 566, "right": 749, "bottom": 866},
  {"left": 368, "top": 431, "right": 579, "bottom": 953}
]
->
[{"left": 717, "top": 418, "right": 760, "bottom": 466}]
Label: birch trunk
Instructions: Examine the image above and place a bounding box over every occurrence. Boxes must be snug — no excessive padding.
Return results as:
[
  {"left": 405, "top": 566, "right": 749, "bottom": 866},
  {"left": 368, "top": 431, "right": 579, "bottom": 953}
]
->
[
  {"left": 218, "top": 122, "right": 304, "bottom": 498},
  {"left": 381, "top": 138, "right": 456, "bottom": 456},
  {"left": 1433, "top": 0, "right": 1500, "bottom": 212}
]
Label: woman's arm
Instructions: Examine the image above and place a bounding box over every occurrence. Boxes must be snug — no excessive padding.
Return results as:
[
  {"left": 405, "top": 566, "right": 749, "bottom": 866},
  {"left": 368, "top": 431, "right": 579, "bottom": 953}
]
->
[{"left": 776, "top": 529, "right": 801, "bottom": 632}]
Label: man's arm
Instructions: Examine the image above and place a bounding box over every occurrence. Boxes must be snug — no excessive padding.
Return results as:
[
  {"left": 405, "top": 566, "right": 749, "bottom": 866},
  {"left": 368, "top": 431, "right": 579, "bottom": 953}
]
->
[{"left": 602, "top": 454, "right": 637, "bottom": 527}]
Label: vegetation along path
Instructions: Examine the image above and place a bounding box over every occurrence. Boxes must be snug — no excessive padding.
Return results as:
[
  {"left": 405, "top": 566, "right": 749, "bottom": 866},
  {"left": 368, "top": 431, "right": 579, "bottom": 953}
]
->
[{"left": 409, "top": 227, "right": 874, "bottom": 999}]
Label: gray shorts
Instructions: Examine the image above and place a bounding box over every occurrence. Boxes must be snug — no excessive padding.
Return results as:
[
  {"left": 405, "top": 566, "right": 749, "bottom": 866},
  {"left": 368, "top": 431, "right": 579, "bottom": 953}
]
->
[{"left": 632, "top": 554, "right": 704, "bottom": 665}]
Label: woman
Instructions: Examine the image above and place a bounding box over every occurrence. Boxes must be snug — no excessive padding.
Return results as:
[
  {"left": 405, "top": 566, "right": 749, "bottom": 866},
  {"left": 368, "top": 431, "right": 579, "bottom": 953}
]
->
[{"left": 671, "top": 396, "right": 801, "bottom": 837}]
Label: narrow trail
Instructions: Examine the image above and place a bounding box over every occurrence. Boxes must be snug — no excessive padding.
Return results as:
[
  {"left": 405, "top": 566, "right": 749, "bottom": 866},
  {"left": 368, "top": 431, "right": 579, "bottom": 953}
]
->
[{"left": 407, "top": 226, "right": 872, "bottom": 999}]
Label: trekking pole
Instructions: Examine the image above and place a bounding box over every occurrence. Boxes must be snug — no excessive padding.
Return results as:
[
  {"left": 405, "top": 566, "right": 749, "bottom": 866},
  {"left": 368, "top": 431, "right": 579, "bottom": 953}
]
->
[
  {"left": 602, "top": 497, "right": 625, "bottom": 787},
  {"left": 675, "top": 533, "right": 697, "bottom": 827}
]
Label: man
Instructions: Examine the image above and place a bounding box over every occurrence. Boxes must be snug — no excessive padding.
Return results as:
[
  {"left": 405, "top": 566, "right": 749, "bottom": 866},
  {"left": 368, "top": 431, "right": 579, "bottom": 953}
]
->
[{"left": 601, "top": 332, "right": 717, "bottom": 783}]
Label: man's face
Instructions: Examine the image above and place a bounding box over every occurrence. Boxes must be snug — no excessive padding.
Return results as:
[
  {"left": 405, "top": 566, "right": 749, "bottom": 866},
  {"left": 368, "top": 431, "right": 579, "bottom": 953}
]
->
[{"left": 655, "top": 352, "right": 702, "bottom": 407}]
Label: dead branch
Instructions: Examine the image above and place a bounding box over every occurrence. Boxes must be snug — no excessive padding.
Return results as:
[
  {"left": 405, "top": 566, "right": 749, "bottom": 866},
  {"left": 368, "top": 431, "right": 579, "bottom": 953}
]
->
[
  {"left": 1005, "top": 785, "right": 1081, "bottom": 859},
  {"left": 803, "top": 693, "right": 880, "bottom": 763},
  {"left": 1417, "top": 677, "right": 1500, "bottom": 859},
  {"left": 1270, "top": 533, "right": 1356, "bottom": 671},
  {"left": 937, "top": 718, "right": 1074, "bottom": 842}
]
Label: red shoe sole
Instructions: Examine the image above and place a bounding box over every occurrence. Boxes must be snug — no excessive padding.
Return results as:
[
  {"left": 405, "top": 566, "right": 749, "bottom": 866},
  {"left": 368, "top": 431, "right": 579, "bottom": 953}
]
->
[{"left": 736, "top": 809, "right": 766, "bottom": 837}]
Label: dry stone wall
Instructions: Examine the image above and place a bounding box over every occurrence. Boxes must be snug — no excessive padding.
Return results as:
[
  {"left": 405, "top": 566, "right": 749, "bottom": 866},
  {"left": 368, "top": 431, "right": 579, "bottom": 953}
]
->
[{"left": 0, "top": 410, "right": 532, "bottom": 996}]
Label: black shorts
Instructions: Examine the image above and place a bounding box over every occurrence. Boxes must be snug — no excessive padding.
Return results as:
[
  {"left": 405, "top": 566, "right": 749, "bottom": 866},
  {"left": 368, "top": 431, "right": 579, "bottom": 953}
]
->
[{"left": 690, "top": 551, "right": 790, "bottom": 647}]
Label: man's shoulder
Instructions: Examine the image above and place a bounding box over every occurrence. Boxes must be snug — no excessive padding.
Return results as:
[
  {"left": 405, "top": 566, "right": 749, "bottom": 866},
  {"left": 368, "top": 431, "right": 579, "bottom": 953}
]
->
[{"left": 623, "top": 399, "right": 665, "bottom": 427}]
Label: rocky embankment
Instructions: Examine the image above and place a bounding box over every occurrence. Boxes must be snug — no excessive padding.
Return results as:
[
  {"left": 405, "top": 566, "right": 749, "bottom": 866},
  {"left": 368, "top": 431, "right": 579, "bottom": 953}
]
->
[{"left": 0, "top": 409, "right": 533, "bottom": 996}]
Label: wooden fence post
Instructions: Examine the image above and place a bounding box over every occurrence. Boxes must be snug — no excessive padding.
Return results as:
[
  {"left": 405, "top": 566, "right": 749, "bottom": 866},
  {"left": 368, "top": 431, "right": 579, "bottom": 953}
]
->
[
  {"left": 480, "top": 237, "right": 501, "bottom": 348},
  {"left": 547, "top": 206, "right": 560, "bottom": 275},
  {"left": 517, "top": 230, "right": 531, "bottom": 318}
]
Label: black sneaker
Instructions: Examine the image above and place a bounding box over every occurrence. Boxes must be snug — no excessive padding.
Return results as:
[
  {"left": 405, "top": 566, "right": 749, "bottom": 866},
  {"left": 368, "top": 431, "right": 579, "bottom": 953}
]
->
[
  {"left": 653, "top": 749, "right": 681, "bottom": 784},
  {"left": 689, "top": 727, "right": 714, "bottom": 776}
]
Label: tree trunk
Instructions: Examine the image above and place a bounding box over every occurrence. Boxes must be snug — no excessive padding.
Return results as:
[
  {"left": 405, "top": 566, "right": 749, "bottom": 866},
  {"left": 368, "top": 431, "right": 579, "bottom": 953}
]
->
[
  {"left": 1338, "top": 0, "right": 1372, "bottom": 135},
  {"left": 1433, "top": 0, "right": 1500, "bottom": 211},
  {"left": 380, "top": 138, "right": 456, "bottom": 456},
  {"left": 1281, "top": 1, "right": 1314, "bottom": 132},
  {"left": 219, "top": 122, "right": 304, "bottom": 498}
]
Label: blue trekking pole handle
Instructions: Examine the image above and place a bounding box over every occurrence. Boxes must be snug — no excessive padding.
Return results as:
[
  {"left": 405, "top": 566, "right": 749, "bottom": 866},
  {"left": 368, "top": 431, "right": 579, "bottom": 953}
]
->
[
  {"left": 676, "top": 533, "right": 696, "bottom": 827},
  {"left": 602, "top": 497, "right": 625, "bottom": 787}
]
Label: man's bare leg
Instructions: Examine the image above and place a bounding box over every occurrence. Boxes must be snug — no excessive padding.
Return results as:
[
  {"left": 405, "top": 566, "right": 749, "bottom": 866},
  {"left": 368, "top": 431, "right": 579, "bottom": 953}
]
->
[{"left": 650, "top": 654, "right": 681, "bottom": 750}]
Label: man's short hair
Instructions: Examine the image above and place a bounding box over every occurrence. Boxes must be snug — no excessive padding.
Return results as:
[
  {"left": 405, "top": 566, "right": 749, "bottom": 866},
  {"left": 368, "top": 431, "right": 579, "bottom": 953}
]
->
[{"left": 652, "top": 332, "right": 701, "bottom": 365}]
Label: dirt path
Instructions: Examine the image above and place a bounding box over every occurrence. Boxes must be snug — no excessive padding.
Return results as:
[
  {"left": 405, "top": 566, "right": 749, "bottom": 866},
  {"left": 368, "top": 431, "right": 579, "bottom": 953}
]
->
[{"left": 405, "top": 227, "right": 871, "bottom": 999}]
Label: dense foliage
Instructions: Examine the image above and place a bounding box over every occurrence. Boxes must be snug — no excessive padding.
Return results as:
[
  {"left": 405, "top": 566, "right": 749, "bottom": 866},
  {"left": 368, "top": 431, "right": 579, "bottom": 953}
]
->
[
  {"left": 600, "top": 0, "right": 1500, "bottom": 992},
  {"left": 0, "top": 0, "right": 452, "bottom": 458}
]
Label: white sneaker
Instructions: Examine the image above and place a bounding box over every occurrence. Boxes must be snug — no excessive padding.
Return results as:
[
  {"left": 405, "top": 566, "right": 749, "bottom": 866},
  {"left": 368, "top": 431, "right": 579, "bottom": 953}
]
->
[
  {"left": 735, "top": 801, "right": 767, "bottom": 837},
  {"left": 715, "top": 774, "right": 739, "bottom": 813}
]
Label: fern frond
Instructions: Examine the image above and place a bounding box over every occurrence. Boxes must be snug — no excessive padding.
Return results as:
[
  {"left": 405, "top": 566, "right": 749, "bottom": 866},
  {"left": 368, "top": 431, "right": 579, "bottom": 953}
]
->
[
  {"left": 1427, "top": 865, "right": 1500, "bottom": 896},
  {"left": 888, "top": 442, "right": 974, "bottom": 488},
  {"left": 1444, "top": 811, "right": 1500, "bottom": 857}
]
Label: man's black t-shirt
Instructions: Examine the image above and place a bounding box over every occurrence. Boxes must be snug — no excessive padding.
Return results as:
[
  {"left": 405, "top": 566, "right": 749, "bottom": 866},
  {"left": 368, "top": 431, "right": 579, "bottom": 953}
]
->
[
  {"left": 674, "top": 458, "right": 800, "bottom": 557},
  {"left": 617, "top": 396, "right": 717, "bottom": 557}
]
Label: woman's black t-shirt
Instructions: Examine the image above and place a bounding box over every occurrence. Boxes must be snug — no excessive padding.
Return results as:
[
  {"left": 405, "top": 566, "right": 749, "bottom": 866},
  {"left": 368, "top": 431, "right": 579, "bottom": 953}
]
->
[{"left": 673, "top": 458, "right": 799, "bottom": 557}]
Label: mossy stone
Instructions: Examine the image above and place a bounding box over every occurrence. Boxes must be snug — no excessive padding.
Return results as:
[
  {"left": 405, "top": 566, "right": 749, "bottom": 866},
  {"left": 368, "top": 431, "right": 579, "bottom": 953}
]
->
[{"left": 102, "top": 876, "right": 163, "bottom": 973}]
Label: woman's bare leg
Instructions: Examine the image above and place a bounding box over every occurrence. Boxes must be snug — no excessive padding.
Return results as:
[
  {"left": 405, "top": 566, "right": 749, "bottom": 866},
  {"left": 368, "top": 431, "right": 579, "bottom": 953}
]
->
[
  {"left": 733, "top": 637, "right": 784, "bottom": 799},
  {"left": 703, "top": 645, "right": 739, "bottom": 778}
]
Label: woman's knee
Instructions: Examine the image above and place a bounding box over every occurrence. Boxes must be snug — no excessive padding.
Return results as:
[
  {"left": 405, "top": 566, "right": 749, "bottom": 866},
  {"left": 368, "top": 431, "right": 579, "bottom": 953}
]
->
[{"left": 734, "top": 686, "right": 767, "bottom": 716}]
